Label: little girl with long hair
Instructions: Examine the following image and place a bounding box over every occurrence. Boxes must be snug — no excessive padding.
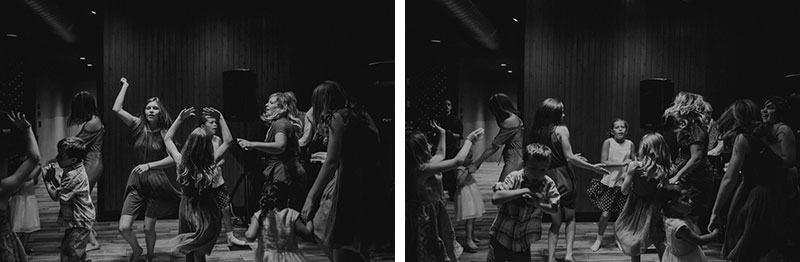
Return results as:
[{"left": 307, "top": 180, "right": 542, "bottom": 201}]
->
[
  {"left": 165, "top": 107, "right": 231, "bottom": 262},
  {"left": 246, "top": 181, "right": 311, "bottom": 262},
  {"left": 615, "top": 133, "right": 671, "bottom": 262},
  {"left": 407, "top": 121, "right": 484, "bottom": 261},
  {"left": 587, "top": 118, "right": 635, "bottom": 252},
  {"left": 661, "top": 184, "right": 718, "bottom": 262}
]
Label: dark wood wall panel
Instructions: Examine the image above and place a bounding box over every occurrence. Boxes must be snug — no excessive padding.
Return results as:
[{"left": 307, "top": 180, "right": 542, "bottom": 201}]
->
[
  {"left": 99, "top": 5, "right": 290, "bottom": 215},
  {"left": 523, "top": 0, "right": 800, "bottom": 212}
]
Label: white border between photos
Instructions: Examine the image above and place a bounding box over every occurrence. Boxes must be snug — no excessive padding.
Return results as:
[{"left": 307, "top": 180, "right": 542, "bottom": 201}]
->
[{"left": 395, "top": 0, "right": 405, "bottom": 261}]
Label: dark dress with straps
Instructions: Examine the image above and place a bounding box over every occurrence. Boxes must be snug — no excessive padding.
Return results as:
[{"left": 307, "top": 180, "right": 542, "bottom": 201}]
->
[
  {"left": 722, "top": 134, "right": 786, "bottom": 262},
  {"left": 536, "top": 127, "right": 577, "bottom": 209},
  {"left": 614, "top": 168, "right": 666, "bottom": 256},
  {"left": 121, "top": 129, "right": 181, "bottom": 218}
]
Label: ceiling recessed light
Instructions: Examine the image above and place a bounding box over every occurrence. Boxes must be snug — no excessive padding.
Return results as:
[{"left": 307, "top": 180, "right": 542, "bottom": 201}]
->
[
  {"left": 513, "top": 18, "right": 519, "bottom": 22},
  {"left": 500, "top": 63, "right": 507, "bottom": 67},
  {"left": 91, "top": 11, "right": 97, "bottom": 15},
  {"left": 6, "top": 34, "right": 17, "bottom": 37},
  {"left": 87, "top": 64, "right": 93, "bottom": 67},
  {"left": 507, "top": 70, "right": 513, "bottom": 74},
  {"left": 80, "top": 57, "right": 86, "bottom": 60},
  {"left": 431, "top": 39, "right": 441, "bottom": 43}
]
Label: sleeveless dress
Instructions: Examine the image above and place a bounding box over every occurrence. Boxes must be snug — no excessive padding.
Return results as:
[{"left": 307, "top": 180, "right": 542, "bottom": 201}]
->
[
  {"left": 0, "top": 206, "right": 27, "bottom": 262},
  {"left": 662, "top": 218, "right": 706, "bottom": 262},
  {"left": 9, "top": 180, "right": 40, "bottom": 233},
  {"left": 312, "top": 109, "right": 382, "bottom": 260},
  {"left": 491, "top": 115, "right": 524, "bottom": 182},
  {"left": 614, "top": 167, "right": 666, "bottom": 256},
  {"left": 722, "top": 134, "right": 786, "bottom": 262},
  {"left": 454, "top": 167, "right": 485, "bottom": 221},
  {"left": 538, "top": 128, "right": 577, "bottom": 209},
  {"left": 75, "top": 118, "right": 104, "bottom": 189},
  {"left": 587, "top": 138, "right": 631, "bottom": 213},
  {"left": 254, "top": 209, "right": 306, "bottom": 262},
  {"left": 121, "top": 129, "right": 181, "bottom": 218},
  {"left": 170, "top": 160, "right": 222, "bottom": 257}
]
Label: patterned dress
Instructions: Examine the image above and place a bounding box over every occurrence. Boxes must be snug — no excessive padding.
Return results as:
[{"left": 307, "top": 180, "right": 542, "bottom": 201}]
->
[
  {"left": 587, "top": 138, "right": 631, "bottom": 213},
  {"left": 254, "top": 209, "right": 306, "bottom": 262},
  {"left": 0, "top": 206, "right": 27, "bottom": 262},
  {"left": 662, "top": 218, "right": 706, "bottom": 262}
]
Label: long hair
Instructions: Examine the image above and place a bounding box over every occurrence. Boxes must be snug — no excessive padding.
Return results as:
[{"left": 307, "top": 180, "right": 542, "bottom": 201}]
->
[
  {"left": 763, "top": 96, "right": 790, "bottom": 124},
  {"left": 283, "top": 91, "right": 305, "bottom": 138},
  {"left": 129, "top": 97, "right": 173, "bottom": 146},
  {"left": 714, "top": 99, "right": 762, "bottom": 144},
  {"left": 663, "top": 91, "right": 710, "bottom": 129},
  {"left": 260, "top": 92, "right": 291, "bottom": 124},
  {"left": 531, "top": 98, "right": 565, "bottom": 143},
  {"left": 174, "top": 127, "right": 221, "bottom": 255},
  {"left": 406, "top": 131, "right": 432, "bottom": 171},
  {"left": 68, "top": 91, "right": 100, "bottom": 127},
  {"left": 488, "top": 93, "right": 520, "bottom": 125},
  {"left": 312, "top": 81, "right": 348, "bottom": 141},
  {"left": 636, "top": 133, "right": 672, "bottom": 180}
]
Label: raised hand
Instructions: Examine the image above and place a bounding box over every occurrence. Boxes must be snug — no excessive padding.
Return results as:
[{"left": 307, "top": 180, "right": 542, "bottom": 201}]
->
[
  {"left": 430, "top": 120, "right": 445, "bottom": 134},
  {"left": 3, "top": 111, "right": 32, "bottom": 131},
  {"left": 120, "top": 77, "right": 128, "bottom": 87},
  {"left": 203, "top": 107, "right": 221, "bottom": 118},
  {"left": 178, "top": 107, "right": 195, "bottom": 121},
  {"left": 466, "top": 128, "right": 484, "bottom": 143}
]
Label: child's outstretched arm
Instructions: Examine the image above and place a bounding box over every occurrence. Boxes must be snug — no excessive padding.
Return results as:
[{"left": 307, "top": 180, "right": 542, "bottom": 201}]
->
[
  {"left": 165, "top": 107, "right": 194, "bottom": 162},
  {"left": 0, "top": 111, "right": 41, "bottom": 196},
  {"left": 420, "top": 128, "right": 484, "bottom": 178},
  {"left": 557, "top": 126, "right": 609, "bottom": 175},
  {"left": 245, "top": 212, "right": 260, "bottom": 242},
  {"left": 492, "top": 187, "right": 530, "bottom": 205},
  {"left": 676, "top": 227, "right": 718, "bottom": 246},
  {"left": 208, "top": 107, "right": 232, "bottom": 162}
]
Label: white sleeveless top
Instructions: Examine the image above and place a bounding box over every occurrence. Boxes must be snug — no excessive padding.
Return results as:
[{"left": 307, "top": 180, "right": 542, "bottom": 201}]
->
[{"left": 600, "top": 138, "right": 632, "bottom": 187}]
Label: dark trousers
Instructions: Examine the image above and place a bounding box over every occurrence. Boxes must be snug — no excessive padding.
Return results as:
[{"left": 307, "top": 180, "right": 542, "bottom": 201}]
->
[
  {"left": 61, "top": 227, "right": 90, "bottom": 262},
  {"left": 488, "top": 238, "right": 531, "bottom": 262}
]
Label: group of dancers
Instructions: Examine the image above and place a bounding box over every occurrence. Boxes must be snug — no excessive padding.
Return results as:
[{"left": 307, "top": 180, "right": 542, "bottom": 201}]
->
[
  {"left": 0, "top": 77, "right": 382, "bottom": 262},
  {"left": 408, "top": 92, "right": 800, "bottom": 262}
]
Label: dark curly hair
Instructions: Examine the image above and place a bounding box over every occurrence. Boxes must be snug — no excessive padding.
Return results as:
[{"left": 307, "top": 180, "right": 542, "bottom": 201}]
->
[{"left": 257, "top": 181, "right": 291, "bottom": 223}]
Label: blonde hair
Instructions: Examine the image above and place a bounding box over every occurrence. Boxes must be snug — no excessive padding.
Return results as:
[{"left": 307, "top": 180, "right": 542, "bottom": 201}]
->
[
  {"left": 636, "top": 133, "right": 672, "bottom": 180},
  {"left": 663, "top": 91, "right": 711, "bottom": 129}
]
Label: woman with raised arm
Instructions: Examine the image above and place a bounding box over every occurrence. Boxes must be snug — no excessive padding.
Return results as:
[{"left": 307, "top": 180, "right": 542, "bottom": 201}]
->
[
  {"left": 301, "top": 81, "right": 382, "bottom": 262},
  {"left": 237, "top": 92, "right": 306, "bottom": 211},
  {"left": 112, "top": 77, "right": 181, "bottom": 262},
  {"left": 66, "top": 91, "right": 104, "bottom": 251},
  {"left": 164, "top": 107, "right": 229, "bottom": 262},
  {"left": 0, "top": 111, "right": 41, "bottom": 262}
]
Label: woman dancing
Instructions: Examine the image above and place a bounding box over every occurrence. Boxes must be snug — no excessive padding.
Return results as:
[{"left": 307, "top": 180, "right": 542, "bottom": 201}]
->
[
  {"left": 66, "top": 91, "right": 104, "bottom": 251},
  {"left": 468, "top": 93, "right": 524, "bottom": 182},
  {"left": 113, "top": 77, "right": 181, "bottom": 262}
]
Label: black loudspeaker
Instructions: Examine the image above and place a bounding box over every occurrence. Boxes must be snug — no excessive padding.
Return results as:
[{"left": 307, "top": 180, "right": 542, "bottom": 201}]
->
[
  {"left": 223, "top": 69, "right": 258, "bottom": 122},
  {"left": 640, "top": 78, "right": 674, "bottom": 130}
]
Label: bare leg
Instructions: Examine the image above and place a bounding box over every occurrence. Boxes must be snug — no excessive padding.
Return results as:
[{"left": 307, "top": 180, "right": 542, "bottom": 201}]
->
[
  {"left": 118, "top": 214, "right": 143, "bottom": 262},
  {"left": 591, "top": 211, "right": 610, "bottom": 252},
  {"left": 656, "top": 241, "right": 666, "bottom": 261},
  {"left": 564, "top": 208, "right": 576, "bottom": 261},
  {"left": 547, "top": 209, "right": 562, "bottom": 262},
  {"left": 86, "top": 228, "right": 100, "bottom": 251},
  {"left": 222, "top": 206, "right": 246, "bottom": 246},
  {"left": 465, "top": 219, "right": 478, "bottom": 249},
  {"left": 143, "top": 216, "right": 157, "bottom": 261}
]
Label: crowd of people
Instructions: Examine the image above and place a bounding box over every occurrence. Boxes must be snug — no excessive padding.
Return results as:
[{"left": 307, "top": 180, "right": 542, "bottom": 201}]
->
[
  {"left": 0, "top": 77, "right": 384, "bottom": 262},
  {"left": 407, "top": 91, "right": 800, "bottom": 262}
]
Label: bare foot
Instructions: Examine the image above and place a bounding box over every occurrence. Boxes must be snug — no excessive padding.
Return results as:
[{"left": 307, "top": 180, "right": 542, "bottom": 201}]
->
[
  {"left": 565, "top": 254, "right": 575, "bottom": 262},
  {"left": 86, "top": 242, "right": 100, "bottom": 252},
  {"left": 591, "top": 238, "right": 602, "bottom": 252},
  {"left": 472, "top": 236, "right": 481, "bottom": 244},
  {"left": 129, "top": 247, "right": 143, "bottom": 262},
  {"left": 227, "top": 234, "right": 248, "bottom": 246}
]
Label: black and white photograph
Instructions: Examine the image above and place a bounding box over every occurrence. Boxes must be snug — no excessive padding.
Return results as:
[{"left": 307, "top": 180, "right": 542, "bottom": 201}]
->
[
  {"left": 0, "top": 0, "right": 394, "bottom": 261},
  {"left": 407, "top": 0, "right": 800, "bottom": 261}
]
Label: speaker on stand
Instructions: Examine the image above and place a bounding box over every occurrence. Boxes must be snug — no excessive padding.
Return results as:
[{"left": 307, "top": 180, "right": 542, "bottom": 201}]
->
[{"left": 222, "top": 69, "right": 261, "bottom": 227}]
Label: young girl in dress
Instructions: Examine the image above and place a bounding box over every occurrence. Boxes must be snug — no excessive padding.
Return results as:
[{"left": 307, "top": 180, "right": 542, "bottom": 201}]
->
[
  {"left": 407, "top": 120, "right": 484, "bottom": 262},
  {"left": 587, "top": 118, "right": 635, "bottom": 252},
  {"left": 165, "top": 107, "right": 229, "bottom": 261},
  {"left": 9, "top": 177, "right": 40, "bottom": 255},
  {"left": 454, "top": 151, "right": 485, "bottom": 253},
  {"left": 615, "top": 133, "right": 671, "bottom": 262},
  {"left": 246, "top": 181, "right": 311, "bottom": 262},
  {"left": 0, "top": 111, "right": 41, "bottom": 262},
  {"left": 661, "top": 184, "right": 717, "bottom": 262}
]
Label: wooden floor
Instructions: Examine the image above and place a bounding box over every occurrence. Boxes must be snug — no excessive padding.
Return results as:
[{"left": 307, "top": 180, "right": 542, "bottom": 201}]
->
[
  {"left": 25, "top": 181, "right": 394, "bottom": 261},
  {"left": 447, "top": 163, "right": 727, "bottom": 262}
]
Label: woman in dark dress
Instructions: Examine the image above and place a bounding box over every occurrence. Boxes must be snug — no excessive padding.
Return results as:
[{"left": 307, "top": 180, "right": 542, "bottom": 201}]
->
[
  {"left": 708, "top": 99, "right": 786, "bottom": 262},
  {"left": 237, "top": 92, "right": 306, "bottom": 211},
  {"left": 113, "top": 77, "right": 181, "bottom": 262},
  {"left": 662, "top": 91, "right": 714, "bottom": 230},
  {"left": 301, "top": 81, "right": 381, "bottom": 262}
]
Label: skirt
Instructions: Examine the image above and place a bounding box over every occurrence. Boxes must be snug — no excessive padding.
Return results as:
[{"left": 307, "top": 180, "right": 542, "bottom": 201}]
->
[
  {"left": 455, "top": 179, "right": 485, "bottom": 221},
  {"left": 586, "top": 178, "right": 626, "bottom": 213},
  {"left": 546, "top": 165, "right": 576, "bottom": 209},
  {"left": 723, "top": 185, "right": 783, "bottom": 262},
  {"left": 9, "top": 195, "right": 40, "bottom": 233},
  {"left": 614, "top": 192, "right": 664, "bottom": 256}
]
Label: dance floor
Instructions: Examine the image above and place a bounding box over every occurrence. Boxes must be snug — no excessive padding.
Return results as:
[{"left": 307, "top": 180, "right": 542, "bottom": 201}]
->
[
  {"left": 449, "top": 163, "right": 727, "bottom": 262},
  {"left": 26, "top": 182, "right": 395, "bottom": 261}
]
